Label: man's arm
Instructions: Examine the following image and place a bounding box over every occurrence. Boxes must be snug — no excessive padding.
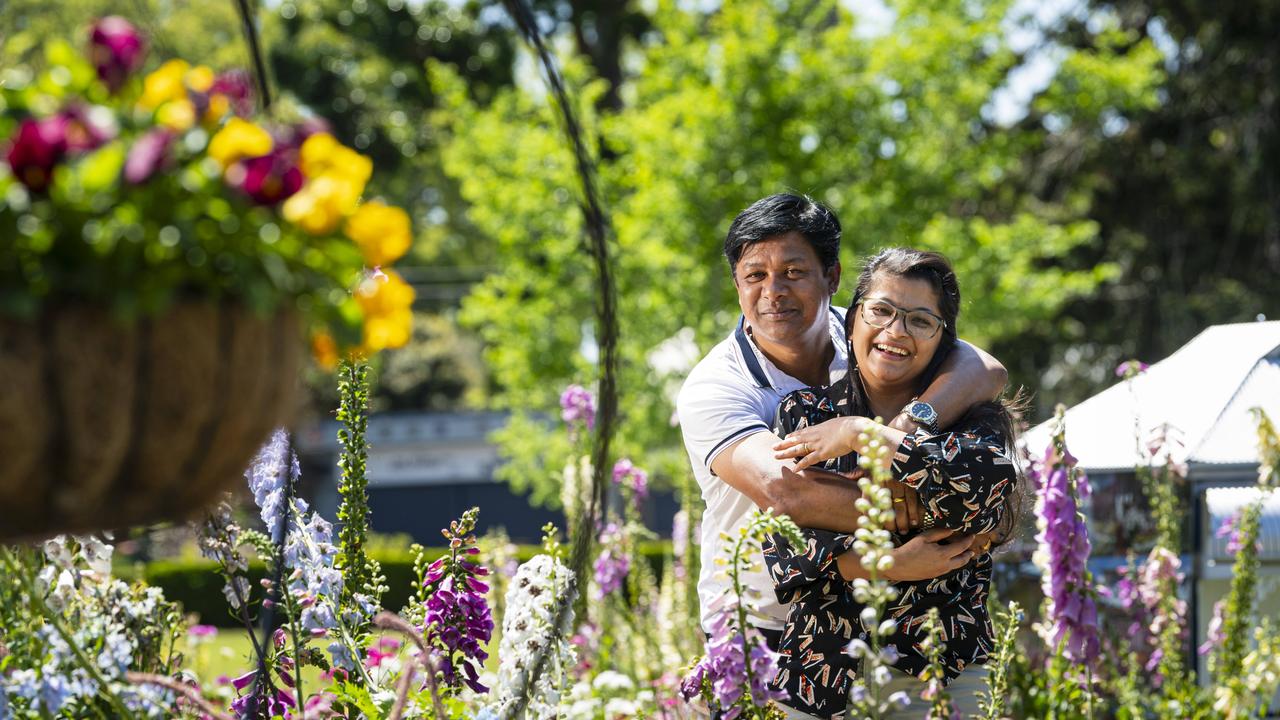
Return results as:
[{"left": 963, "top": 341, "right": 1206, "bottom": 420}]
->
[
  {"left": 712, "top": 431, "right": 866, "bottom": 531},
  {"left": 889, "top": 339, "right": 1007, "bottom": 431}
]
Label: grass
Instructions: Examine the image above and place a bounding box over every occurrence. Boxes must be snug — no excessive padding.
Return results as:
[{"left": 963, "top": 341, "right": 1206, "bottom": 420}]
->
[{"left": 185, "top": 623, "right": 502, "bottom": 700}]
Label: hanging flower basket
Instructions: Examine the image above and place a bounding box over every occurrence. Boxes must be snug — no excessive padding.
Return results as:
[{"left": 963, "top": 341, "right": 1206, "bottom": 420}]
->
[
  {"left": 0, "top": 304, "right": 301, "bottom": 540},
  {"left": 0, "top": 18, "right": 416, "bottom": 539}
]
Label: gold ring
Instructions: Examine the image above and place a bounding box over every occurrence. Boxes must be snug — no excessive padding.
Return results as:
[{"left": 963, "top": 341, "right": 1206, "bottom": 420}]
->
[
  {"left": 892, "top": 497, "right": 905, "bottom": 504},
  {"left": 800, "top": 443, "right": 810, "bottom": 454}
]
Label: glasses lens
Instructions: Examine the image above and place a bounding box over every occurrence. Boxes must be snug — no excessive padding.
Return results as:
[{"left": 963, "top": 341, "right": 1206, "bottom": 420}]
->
[
  {"left": 862, "top": 300, "right": 942, "bottom": 338},
  {"left": 905, "top": 311, "right": 941, "bottom": 338},
  {"left": 862, "top": 299, "right": 896, "bottom": 326}
]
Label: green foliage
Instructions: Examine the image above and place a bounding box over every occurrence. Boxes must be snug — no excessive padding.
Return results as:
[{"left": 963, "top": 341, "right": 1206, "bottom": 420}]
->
[
  {"left": 979, "top": 601, "right": 1022, "bottom": 720},
  {"left": 434, "top": 0, "right": 1163, "bottom": 503},
  {"left": 336, "top": 358, "right": 383, "bottom": 607}
]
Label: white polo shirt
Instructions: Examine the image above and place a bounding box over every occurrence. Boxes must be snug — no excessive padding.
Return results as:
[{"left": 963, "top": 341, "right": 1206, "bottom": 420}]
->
[{"left": 676, "top": 306, "right": 848, "bottom": 632}]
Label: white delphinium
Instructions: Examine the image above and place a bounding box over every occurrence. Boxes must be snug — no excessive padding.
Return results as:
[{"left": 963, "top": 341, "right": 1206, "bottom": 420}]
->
[
  {"left": 488, "top": 553, "right": 578, "bottom": 719},
  {"left": 845, "top": 427, "right": 910, "bottom": 719}
]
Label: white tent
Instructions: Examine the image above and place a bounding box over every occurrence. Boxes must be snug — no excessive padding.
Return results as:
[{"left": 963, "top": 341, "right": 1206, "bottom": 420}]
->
[
  {"left": 1024, "top": 319, "right": 1280, "bottom": 687},
  {"left": 1024, "top": 320, "right": 1280, "bottom": 473}
]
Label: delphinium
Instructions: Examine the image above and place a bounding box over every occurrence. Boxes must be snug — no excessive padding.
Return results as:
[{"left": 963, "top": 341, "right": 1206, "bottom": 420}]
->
[
  {"left": 420, "top": 507, "right": 494, "bottom": 696},
  {"left": 559, "top": 385, "right": 596, "bottom": 541},
  {"left": 0, "top": 536, "right": 185, "bottom": 718},
  {"left": 977, "top": 601, "right": 1023, "bottom": 720},
  {"left": 223, "top": 429, "right": 380, "bottom": 716},
  {"left": 486, "top": 525, "right": 579, "bottom": 719},
  {"left": 842, "top": 427, "right": 911, "bottom": 720},
  {"left": 1030, "top": 405, "right": 1099, "bottom": 715},
  {"left": 1209, "top": 408, "right": 1280, "bottom": 715},
  {"left": 679, "top": 508, "right": 801, "bottom": 720}
]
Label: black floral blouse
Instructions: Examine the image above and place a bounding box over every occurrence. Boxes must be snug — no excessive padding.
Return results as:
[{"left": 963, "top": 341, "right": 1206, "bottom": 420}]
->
[{"left": 762, "top": 376, "right": 1017, "bottom": 720}]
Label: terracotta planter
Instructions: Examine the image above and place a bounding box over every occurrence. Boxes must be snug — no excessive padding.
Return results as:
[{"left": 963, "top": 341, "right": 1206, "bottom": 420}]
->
[{"left": 0, "top": 303, "right": 301, "bottom": 541}]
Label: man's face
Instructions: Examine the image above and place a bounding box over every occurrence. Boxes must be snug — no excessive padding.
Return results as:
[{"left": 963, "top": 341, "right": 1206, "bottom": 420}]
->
[{"left": 733, "top": 232, "right": 840, "bottom": 354}]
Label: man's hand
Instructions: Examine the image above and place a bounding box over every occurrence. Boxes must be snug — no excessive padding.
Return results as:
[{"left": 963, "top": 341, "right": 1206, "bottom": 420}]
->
[
  {"left": 885, "top": 479, "right": 921, "bottom": 533},
  {"left": 881, "top": 529, "right": 978, "bottom": 582}
]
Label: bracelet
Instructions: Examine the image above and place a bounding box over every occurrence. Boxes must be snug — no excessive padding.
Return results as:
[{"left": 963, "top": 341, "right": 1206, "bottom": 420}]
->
[{"left": 920, "top": 512, "right": 936, "bottom": 531}]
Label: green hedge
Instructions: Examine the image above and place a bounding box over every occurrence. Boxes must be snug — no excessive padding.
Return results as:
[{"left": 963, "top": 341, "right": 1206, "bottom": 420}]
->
[{"left": 127, "top": 541, "right": 673, "bottom": 626}]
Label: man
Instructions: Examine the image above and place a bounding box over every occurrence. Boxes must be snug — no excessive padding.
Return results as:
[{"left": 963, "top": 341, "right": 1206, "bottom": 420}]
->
[{"left": 676, "top": 193, "right": 1007, "bottom": 640}]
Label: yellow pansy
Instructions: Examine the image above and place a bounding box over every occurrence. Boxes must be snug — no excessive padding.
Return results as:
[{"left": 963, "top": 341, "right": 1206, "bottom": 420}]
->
[
  {"left": 282, "top": 175, "right": 360, "bottom": 235},
  {"left": 156, "top": 98, "right": 196, "bottom": 131},
  {"left": 185, "top": 65, "right": 215, "bottom": 93},
  {"left": 299, "top": 133, "right": 372, "bottom": 192},
  {"left": 355, "top": 270, "right": 415, "bottom": 352},
  {"left": 139, "top": 59, "right": 191, "bottom": 110},
  {"left": 345, "top": 201, "right": 412, "bottom": 266},
  {"left": 207, "top": 117, "right": 273, "bottom": 168}
]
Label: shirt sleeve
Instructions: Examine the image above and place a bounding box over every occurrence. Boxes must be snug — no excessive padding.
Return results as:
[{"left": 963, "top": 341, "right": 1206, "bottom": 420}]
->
[
  {"left": 676, "top": 373, "right": 771, "bottom": 474},
  {"left": 762, "top": 529, "right": 857, "bottom": 602},
  {"left": 890, "top": 424, "right": 1017, "bottom": 535}
]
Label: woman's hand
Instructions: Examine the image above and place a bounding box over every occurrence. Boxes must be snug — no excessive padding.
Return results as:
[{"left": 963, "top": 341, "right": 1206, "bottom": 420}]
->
[
  {"left": 881, "top": 529, "right": 978, "bottom": 581},
  {"left": 773, "top": 417, "right": 865, "bottom": 471}
]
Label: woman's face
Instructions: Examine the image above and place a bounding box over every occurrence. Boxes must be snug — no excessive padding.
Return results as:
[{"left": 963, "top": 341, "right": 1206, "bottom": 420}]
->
[{"left": 850, "top": 273, "right": 945, "bottom": 392}]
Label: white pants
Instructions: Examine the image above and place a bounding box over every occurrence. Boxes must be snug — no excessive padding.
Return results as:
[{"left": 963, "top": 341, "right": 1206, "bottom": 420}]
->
[{"left": 773, "top": 665, "right": 991, "bottom": 720}]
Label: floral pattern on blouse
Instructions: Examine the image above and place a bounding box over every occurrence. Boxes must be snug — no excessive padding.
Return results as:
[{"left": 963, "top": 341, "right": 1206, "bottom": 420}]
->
[{"left": 762, "top": 376, "right": 1017, "bottom": 719}]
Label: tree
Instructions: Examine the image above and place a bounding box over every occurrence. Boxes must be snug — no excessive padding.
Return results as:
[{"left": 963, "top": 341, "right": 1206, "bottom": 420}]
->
[
  {"left": 433, "top": 0, "right": 1163, "bottom": 504},
  {"left": 1025, "top": 0, "right": 1280, "bottom": 405}
]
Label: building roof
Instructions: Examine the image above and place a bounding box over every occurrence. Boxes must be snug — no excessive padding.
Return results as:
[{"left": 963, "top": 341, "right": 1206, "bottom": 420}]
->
[{"left": 1024, "top": 321, "right": 1280, "bottom": 473}]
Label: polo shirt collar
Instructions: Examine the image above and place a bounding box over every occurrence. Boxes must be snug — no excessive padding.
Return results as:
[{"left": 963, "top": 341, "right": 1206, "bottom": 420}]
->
[{"left": 735, "top": 306, "right": 848, "bottom": 390}]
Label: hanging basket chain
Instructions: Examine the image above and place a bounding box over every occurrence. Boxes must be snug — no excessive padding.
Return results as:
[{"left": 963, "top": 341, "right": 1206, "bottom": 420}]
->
[
  {"left": 232, "top": 0, "right": 274, "bottom": 111},
  {"left": 498, "top": 0, "right": 620, "bottom": 716}
]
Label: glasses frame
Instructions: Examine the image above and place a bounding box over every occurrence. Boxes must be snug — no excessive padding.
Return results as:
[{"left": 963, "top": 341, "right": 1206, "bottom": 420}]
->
[{"left": 854, "top": 297, "right": 947, "bottom": 340}]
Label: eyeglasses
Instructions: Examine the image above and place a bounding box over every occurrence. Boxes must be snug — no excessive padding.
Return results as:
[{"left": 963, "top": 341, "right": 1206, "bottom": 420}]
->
[{"left": 856, "top": 297, "right": 946, "bottom": 339}]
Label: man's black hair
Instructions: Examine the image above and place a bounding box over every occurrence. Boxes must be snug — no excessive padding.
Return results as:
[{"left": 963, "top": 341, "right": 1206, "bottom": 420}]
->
[{"left": 723, "top": 193, "right": 842, "bottom": 271}]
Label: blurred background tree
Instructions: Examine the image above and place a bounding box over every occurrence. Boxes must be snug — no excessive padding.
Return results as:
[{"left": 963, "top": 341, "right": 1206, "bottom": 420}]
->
[{"left": 4, "top": 0, "right": 1277, "bottom": 505}]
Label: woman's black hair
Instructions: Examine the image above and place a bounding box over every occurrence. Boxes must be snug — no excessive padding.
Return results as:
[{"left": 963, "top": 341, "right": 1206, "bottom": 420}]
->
[{"left": 845, "top": 247, "right": 1027, "bottom": 544}]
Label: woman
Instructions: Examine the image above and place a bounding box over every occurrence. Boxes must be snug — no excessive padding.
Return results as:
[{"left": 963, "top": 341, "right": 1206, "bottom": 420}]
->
[{"left": 760, "top": 248, "right": 1022, "bottom": 719}]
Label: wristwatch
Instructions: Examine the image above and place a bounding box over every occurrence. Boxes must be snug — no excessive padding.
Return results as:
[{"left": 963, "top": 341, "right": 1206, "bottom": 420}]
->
[{"left": 904, "top": 400, "right": 939, "bottom": 433}]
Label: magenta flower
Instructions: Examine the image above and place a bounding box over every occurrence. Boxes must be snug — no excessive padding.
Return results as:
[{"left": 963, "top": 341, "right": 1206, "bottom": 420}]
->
[
  {"left": 612, "top": 458, "right": 649, "bottom": 506},
  {"left": 187, "top": 624, "right": 218, "bottom": 639},
  {"left": 1115, "top": 359, "right": 1150, "bottom": 378},
  {"left": 1216, "top": 513, "right": 1258, "bottom": 554},
  {"left": 123, "top": 129, "right": 173, "bottom": 185},
  {"left": 6, "top": 117, "right": 68, "bottom": 191},
  {"left": 228, "top": 151, "right": 303, "bottom": 205},
  {"left": 593, "top": 522, "right": 629, "bottom": 599},
  {"left": 560, "top": 384, "right": 596, "bottom": 430},
  {"left": 681, "top": 607, "right": 788, "bottom": 718},
  {"left": 211, "top": 70, "right": 255, "bottom": 117},
  {"left": 1031, "top": 442, "right": 1100, "bottom": 663},
  {"left": 89, "top": 16, "right": 146, "bottom": 93}
]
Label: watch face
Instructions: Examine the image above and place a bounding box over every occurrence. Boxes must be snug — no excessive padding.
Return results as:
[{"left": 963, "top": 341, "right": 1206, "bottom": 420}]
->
[{"left": 909, "top": 401, "right": 937, "bottom": 424}]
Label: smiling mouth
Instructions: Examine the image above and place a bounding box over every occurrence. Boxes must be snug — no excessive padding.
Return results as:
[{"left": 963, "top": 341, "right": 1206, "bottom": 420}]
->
[
  {"left": 873, "top": 342, "right": 911, "bottom": 359},
  {"left": 760, "top": 309, "right": 798, "bottom": 320}
]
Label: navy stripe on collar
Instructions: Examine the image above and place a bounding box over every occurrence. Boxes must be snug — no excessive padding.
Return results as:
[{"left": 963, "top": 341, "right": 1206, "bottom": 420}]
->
[
  {"left": 735, "top": 306, "right": 846, "bottom": 389},
  {"left": 735, "top": 316, "right": 771, "bottom": 388}
]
